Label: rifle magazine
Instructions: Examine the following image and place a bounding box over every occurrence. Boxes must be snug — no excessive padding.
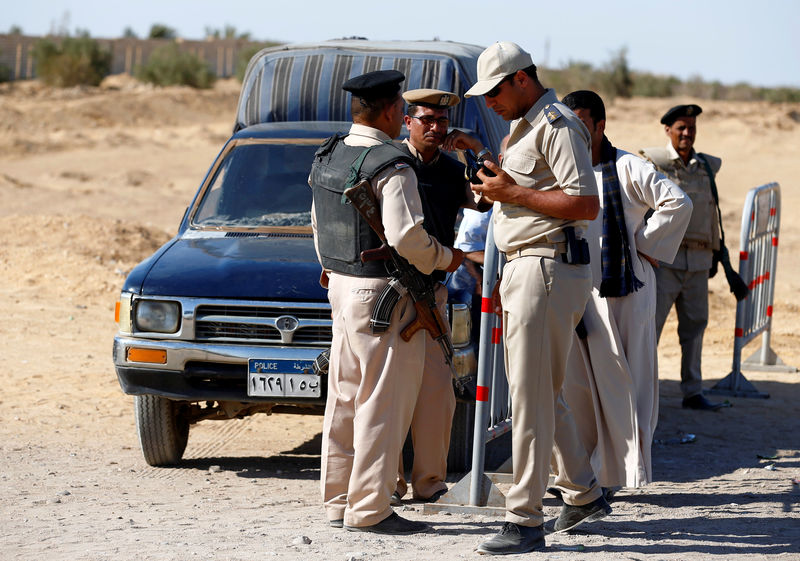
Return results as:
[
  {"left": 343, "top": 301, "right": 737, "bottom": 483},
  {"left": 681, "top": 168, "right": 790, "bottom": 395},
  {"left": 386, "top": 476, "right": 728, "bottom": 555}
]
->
[{"left": 370, "top": 279, "right": 407, "bottom": 334}]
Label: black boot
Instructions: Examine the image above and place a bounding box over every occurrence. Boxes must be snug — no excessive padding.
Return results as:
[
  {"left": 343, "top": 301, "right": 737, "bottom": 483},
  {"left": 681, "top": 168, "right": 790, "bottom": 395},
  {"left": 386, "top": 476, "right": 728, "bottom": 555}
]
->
[{"left": 552, "top": 495, "right": 612, "bottom": 533}]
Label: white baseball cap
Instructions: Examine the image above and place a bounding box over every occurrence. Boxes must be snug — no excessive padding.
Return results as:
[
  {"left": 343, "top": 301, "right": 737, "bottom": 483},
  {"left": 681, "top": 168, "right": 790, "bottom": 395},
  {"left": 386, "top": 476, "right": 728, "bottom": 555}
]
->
[{"left": 465, "top": 41, "right": 534, "bottom": 97}]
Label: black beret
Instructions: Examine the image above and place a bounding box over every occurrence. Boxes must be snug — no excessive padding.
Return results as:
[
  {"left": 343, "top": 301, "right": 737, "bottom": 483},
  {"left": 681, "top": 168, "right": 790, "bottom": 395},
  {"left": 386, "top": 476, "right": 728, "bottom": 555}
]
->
[
  {"left": 342, "top": 70, "right": 405, "bottom": 100},
  {"left": 661, "top": 104, "right": 703, "bottom": 125}
]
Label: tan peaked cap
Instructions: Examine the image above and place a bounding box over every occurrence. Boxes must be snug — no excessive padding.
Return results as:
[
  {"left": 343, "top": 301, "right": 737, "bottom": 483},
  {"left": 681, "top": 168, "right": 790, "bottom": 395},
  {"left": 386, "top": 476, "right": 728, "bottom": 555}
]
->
[{"left": 402, "top": 88, "right": 460, "bottom": 108}]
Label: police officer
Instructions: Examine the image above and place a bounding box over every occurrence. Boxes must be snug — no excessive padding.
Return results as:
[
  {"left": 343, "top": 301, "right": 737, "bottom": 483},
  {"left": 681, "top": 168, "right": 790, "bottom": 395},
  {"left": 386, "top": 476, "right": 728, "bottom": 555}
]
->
[
  {"left": 641, "top": 105, "right": 726, "bottom": 411},
  {"left": 310, "top": 70, "right": 464, "bottom": 534},
  {"left": 392, "top": 89, "right": 486, "bottom": 505},
  {"left": 450, "top": 41, "right": 607, "bottom": 555}
]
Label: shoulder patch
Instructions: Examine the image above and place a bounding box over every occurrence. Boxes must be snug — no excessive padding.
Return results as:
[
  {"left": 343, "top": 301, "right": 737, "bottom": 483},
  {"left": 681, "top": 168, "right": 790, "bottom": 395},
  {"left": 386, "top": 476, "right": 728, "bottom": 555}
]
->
[
  {"left": 395, "top": 162, "right": 410, "bottom": 170},
  {"left": 544, "top": 104, "right": 563, "bottom": 124}
]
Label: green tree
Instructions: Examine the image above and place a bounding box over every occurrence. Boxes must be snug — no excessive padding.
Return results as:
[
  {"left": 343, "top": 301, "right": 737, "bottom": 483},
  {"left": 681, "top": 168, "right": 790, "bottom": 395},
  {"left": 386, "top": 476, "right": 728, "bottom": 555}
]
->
[
  {"left": 603, "top": 47, "right": 633, "bottom": 98},
  {"left": 148, "top": 23, "right": 177, "bottom": 40},
  {"left": 205, "top": 24, "right": 252, "bottom": 40}
]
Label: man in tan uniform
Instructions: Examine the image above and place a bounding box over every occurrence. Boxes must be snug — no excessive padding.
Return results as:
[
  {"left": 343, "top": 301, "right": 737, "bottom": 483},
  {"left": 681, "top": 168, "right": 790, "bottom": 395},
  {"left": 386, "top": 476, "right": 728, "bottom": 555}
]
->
[
  {"left": 449, "top": 42, "right": 609, "bottom": 554},
  {"left": 393, "top": 89, "right": 486, "bottom": 504},
  {"left": 309, "top": 70, "right": 464, "bottom": 535},
  {"left": 641, "top": 105, "right": 726, "bottom": 411}
]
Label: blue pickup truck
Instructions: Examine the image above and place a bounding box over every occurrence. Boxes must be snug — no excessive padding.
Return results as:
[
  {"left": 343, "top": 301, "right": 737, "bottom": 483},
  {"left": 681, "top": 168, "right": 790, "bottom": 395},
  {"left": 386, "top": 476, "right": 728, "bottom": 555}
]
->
[{"left": 113, "top": 40, "right": 506, "bottom": 469}]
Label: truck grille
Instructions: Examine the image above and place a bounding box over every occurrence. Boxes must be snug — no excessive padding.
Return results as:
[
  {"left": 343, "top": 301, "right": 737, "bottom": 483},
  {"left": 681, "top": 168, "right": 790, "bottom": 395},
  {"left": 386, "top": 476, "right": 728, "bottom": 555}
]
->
[{"left": 194, "top": 304, "right": 332, "bottom": 345}]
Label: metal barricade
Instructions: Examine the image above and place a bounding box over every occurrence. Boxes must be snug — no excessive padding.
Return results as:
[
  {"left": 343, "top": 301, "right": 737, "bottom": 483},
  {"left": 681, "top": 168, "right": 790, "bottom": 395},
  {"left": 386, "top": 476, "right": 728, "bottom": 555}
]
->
[{"left": 709, "top": 182, "right": 795, "bottom": 399}]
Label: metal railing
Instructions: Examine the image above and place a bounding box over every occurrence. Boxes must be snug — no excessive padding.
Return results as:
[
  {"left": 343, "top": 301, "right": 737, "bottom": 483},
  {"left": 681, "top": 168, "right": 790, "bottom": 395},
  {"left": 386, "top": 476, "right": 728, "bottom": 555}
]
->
[
  {"left": 709, "top": 182, "right": 795, "bottom": 398},
  {"left": 425, "top": 220, "right": 512, "bottom": 515},
  {"left": 468, "top": 220, "right": 511, "bottom": 506}
]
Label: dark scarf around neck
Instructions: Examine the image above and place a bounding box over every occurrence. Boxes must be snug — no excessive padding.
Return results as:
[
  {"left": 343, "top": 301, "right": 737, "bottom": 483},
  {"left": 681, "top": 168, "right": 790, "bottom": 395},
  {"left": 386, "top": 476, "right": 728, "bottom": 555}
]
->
[{"left": 599, "top": 136, "right": 644, "bottom": 298}]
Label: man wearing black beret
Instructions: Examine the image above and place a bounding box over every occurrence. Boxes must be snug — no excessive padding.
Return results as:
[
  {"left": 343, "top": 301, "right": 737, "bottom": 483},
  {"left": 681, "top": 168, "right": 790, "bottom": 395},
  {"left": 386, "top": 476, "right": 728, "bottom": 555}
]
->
[
  {"left": 310, "top": 70, "right": 464, "bottom": 535},
  {"left": 641, "top": 104, "right": 727, "bottom": 411}
]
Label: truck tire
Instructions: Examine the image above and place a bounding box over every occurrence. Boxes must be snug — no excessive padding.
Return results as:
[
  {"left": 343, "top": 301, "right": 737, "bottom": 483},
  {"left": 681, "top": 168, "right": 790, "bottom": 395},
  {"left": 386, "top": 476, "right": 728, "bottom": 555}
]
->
[
  {"left": 447, "top": 401, "right": 474, "bottom": 473},
  {"left": 134, "top": 395, "right": 189, "bottom": 466}
]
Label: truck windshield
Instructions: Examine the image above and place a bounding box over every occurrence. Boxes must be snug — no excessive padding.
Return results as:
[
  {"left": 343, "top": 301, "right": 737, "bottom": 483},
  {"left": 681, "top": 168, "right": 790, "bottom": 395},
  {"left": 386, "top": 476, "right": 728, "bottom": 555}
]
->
[{"left": 192, "top": 141, "right": 319, "bottom": 228}]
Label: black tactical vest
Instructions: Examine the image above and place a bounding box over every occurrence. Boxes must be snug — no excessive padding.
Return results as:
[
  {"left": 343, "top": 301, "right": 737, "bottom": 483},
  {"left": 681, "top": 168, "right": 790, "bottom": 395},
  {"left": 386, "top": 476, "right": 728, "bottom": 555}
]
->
[
  {"left": 402, "top": 146, "right": 468, "bottom": 248},
  {"left": 310, "top": 134, "right": 414, "bottom": 277},
  {"left": 401, "top": 146, "right": 468, "bottom": 282}
]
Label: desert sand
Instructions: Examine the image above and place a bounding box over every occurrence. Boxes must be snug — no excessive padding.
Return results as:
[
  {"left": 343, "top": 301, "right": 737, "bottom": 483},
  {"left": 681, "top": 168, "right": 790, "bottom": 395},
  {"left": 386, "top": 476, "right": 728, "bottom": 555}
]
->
[{"left": 0, "top": 77, "right": 799, "bottom": 560}]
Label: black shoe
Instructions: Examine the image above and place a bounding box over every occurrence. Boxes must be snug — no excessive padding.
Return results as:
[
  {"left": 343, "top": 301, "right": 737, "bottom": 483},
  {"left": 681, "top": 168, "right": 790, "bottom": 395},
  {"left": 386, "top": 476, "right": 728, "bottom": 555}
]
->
[
  {"left": 546, "top": 486, "right": 563, "bottom": 501},
  {"left": 682, "top": 394, "right": 726, "bottom": 411},
  {"left": 476, "top": 522, "right": 545, "bottom": 555},
  {"left": 345, "top": 512, "right": 430, "bottom": 535},
  {"left": 602, "top": 486, "right": 621, "bottom": 503},
  {"left": 552, "top": 495, "right": 612, "bottom": 533},
  {"left": 417, "top": 488, "right": 447, "bottom": 503},
  {"left": 329, "top": 518, "right": 343, "bottom": 528},
  {"left": 390, "top": 491, "right": 403, "bottom": 506}
]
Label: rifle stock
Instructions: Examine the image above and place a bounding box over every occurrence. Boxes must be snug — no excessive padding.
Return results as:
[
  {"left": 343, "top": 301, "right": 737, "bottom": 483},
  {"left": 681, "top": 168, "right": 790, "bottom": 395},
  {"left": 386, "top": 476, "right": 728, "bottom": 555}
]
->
[
  {"left": 344, "top": 180, "right": 386, "bottom": 242},
  {"left": 361, "top": 245, "right": 392, "bottom": 263}
]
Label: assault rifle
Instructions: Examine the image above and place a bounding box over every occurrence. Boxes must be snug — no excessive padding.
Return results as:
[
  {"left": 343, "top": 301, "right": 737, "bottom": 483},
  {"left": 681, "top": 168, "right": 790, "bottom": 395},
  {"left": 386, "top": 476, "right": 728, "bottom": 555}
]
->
[{"left": 342, "top": 179, "right": 457, "bottom": 377}]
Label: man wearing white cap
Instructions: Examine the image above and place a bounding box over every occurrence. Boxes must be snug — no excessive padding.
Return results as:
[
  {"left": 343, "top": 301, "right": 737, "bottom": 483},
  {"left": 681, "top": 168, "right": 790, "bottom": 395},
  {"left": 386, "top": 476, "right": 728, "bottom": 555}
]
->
[{"left": 448, "top": 41, "right": 608, "bottom": 554}]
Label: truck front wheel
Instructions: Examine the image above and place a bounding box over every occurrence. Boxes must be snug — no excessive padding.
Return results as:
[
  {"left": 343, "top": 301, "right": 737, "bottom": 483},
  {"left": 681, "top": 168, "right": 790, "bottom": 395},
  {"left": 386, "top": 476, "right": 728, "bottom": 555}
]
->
[{"left": 134, "top": 395, "right": 190, "bottom": 466}]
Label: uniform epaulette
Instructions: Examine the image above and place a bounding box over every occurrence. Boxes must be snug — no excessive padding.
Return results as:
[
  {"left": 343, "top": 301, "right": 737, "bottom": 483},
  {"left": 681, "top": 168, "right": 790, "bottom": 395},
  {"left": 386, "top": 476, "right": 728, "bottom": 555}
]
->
[
  {"left": 544, "top": 104, "right": 563, "bottom": 124},
  {"left": 639, "top": 147, "right": 673, "bottom": 172}
]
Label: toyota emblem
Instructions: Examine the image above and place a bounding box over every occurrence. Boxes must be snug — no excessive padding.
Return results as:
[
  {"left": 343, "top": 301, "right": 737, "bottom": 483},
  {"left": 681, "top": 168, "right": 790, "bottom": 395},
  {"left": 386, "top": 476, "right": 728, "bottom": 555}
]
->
[{"left": 275, "top": 315, "right": 299, "bottom": 333}]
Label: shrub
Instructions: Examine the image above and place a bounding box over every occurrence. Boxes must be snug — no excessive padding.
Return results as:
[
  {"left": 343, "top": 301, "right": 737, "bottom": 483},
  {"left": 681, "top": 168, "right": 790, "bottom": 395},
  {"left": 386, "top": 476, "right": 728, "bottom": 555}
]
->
[
  {"left": 631, "top": 72, "right": 680, "bottom": 97},
  {"left": 135, "top": 43, "right": 216, "bottom": 89},
  {"left": 33, "top": 35, "right": 112, "bottom": 87}
]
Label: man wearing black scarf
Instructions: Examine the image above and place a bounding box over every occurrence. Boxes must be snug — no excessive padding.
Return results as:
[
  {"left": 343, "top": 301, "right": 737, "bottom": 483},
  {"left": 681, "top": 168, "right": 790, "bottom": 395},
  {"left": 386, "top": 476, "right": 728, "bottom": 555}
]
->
[{"left": 555, "top": 91, "right": 692, "bottom": 495}]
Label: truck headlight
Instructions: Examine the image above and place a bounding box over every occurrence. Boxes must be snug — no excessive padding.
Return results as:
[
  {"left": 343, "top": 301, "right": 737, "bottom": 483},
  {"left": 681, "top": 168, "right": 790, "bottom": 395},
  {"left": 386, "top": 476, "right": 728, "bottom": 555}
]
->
[
  {"left": 134, "top": 300, "right": 181, "bottom": 333},
  {"left": 449, "top": 302, "right": 472, "bottom": 348}
]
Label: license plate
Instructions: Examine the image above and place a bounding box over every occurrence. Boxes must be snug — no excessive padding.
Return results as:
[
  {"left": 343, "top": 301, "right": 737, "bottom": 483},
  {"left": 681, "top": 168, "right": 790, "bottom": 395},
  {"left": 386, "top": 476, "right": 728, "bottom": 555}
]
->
[{"left": 247, "top": 359, "right": 321, "bottom": 398}]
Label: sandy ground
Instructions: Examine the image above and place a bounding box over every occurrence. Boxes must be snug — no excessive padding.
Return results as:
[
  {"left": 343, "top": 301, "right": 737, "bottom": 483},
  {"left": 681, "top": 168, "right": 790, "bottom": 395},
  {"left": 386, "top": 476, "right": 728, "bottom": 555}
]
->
[{"left": 0, "top": 77, "right": 799, "bottom": 560}]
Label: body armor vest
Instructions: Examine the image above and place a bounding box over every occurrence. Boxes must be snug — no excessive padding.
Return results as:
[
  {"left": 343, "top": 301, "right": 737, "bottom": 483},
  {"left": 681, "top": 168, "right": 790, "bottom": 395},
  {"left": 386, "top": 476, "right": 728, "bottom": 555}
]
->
[
  {"left": 401, "top": 146, "right": 467, "bottom": 282},
  {"left": 641, "top": 147, "right": 721, "bottom": 249},
  {"left": 401, "top": 146, "right": 467, "bottom": 248},
  {"left": 310, "top": 134, "right": 414, "bottom": 276}
]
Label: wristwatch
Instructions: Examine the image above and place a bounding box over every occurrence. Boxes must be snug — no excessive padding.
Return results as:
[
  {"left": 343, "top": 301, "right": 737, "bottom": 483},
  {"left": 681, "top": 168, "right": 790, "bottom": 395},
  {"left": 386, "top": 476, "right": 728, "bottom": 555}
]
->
[{"left": 476, "top": 147, "right": 492, "bottom": 161}]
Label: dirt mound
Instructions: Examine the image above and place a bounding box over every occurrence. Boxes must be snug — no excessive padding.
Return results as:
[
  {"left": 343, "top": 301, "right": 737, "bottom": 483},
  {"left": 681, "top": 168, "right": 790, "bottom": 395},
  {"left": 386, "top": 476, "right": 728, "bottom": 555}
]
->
[
  {"left": 0, "top": 78, "right": 240, "bottom": 156},
  {"left": 1, "top": 215, "right": 172, "bottom": 303}
]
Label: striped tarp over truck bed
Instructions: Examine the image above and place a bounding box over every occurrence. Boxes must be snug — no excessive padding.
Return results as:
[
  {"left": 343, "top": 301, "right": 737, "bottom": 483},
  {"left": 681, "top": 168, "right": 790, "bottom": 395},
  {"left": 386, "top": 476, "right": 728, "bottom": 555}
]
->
[{"left": 235, "top": 41, "right": 507, "bottom": 153}]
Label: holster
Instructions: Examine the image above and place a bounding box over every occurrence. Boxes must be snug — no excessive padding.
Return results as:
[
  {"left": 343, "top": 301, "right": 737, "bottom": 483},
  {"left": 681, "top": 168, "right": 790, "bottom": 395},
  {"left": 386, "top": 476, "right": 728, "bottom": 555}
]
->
[{"left": 561, "top": 226, "right": 590, "bottom": 265}]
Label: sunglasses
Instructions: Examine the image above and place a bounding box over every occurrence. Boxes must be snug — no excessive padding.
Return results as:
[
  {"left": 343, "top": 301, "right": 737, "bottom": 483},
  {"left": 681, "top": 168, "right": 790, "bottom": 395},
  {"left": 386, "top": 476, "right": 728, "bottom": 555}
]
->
[
  {"left": 410, "top": 115, "right": 450, "bottom": 127},
  {"left": 485, "top": 74, "right": 515, "bottom": 98}
]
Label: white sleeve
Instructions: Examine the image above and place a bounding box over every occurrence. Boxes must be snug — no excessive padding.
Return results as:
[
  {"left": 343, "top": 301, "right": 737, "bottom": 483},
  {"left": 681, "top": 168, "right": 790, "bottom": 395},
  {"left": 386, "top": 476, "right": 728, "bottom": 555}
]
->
[{"left": 621, "top": 154, "right": 693, "bottom": 264}]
